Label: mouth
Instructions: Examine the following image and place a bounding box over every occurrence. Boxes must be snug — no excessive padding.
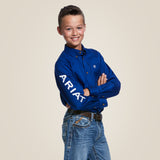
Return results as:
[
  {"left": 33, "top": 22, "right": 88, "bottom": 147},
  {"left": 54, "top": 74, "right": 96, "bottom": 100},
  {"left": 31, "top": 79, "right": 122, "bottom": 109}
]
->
[{"left": 71, "top": 37, "right": 80, "bottom": 42}]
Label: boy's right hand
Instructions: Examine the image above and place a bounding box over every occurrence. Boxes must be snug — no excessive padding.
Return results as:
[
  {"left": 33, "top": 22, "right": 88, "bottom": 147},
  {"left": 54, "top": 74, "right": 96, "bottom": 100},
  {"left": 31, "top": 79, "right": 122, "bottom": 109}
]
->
[
  {"left": 98, "top": 73, "right": 107, "bottom": 86},
  {"left": 66, "top": 103, "right": 70, "bottom": 108}
]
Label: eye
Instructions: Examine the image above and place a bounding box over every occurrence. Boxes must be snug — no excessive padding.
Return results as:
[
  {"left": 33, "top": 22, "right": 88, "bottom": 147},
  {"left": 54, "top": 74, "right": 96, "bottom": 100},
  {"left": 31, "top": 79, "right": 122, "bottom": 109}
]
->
[
  {"left": 77, "top": 26, "right": 82, "bottom": 30},
  {"left": 66, "top": 28, "right": 71, "bottom": 31}
]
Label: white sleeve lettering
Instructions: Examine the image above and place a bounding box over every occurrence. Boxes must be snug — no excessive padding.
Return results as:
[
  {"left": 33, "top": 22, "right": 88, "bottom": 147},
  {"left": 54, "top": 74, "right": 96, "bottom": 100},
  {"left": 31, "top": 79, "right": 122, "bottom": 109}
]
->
[{"left": 59, "top": 74, "right": 86, "bottom": 103}]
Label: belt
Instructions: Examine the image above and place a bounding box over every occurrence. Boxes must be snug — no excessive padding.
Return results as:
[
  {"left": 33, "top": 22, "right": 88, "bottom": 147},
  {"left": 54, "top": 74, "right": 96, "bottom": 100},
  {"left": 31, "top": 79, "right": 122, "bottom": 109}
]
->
[{"left": 68, "top": 109, "right": 102, "bottom": 121}]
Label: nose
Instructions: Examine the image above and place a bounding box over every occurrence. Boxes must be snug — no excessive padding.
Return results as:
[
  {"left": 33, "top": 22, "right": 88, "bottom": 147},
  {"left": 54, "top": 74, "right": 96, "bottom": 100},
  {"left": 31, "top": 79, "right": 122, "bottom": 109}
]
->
[{"left": 72, "top": 28, "right": 78, "bottom": 36}]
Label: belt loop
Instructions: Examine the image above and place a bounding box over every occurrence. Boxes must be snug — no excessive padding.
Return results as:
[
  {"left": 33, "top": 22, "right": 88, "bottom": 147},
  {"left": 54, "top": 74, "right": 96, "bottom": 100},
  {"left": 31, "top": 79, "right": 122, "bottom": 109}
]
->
[{"left": 91, "top": 113, "right": 94, "bottom": 121}]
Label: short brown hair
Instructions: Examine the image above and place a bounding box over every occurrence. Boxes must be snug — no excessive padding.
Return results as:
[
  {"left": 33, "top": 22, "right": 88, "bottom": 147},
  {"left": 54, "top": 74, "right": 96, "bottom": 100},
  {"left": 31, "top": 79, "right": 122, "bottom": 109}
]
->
[{"left": 58, "top": 5, "right": 85, "bottom": 27}]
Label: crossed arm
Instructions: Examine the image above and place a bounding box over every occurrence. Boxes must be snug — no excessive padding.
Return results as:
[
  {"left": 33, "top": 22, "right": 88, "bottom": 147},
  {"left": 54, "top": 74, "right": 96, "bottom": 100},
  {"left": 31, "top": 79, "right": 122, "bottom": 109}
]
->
[{"left": 66, "top": 73, "right": 107, "bottom": 108}]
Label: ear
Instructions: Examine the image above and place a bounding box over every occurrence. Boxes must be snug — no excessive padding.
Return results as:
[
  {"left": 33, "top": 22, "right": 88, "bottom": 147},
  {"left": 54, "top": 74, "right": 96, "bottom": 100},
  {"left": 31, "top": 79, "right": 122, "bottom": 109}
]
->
[{"left": 57, "top": 26, "right": 62, "bottom": 35}]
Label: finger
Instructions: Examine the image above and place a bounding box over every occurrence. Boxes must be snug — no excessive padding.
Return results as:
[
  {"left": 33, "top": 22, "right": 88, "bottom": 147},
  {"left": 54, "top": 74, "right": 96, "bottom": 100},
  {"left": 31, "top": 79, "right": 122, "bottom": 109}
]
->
[
  {"left": 98, "top": 76, "right": 101, "bottom": 86},
  {"left": 102, "top": 73, "right": 107, "bottom": 84},
  {"left": 102, "top": 74, "right": 107, "bottom": 84},
  {"left": 101, "top": 74, "right": 105, "bottom": 84},
  {"left": 100, "top": 75, "right": 103, "bottom": 85},
  {"left": 101, "top": 73, "right": 106, "bottom": 85}
]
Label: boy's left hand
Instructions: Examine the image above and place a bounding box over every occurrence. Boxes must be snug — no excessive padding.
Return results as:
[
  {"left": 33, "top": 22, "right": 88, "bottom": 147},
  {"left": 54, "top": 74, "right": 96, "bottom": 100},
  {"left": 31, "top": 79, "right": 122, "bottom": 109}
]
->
[{"left": 98, "top": 73, "right": 107, "bottom": 86}]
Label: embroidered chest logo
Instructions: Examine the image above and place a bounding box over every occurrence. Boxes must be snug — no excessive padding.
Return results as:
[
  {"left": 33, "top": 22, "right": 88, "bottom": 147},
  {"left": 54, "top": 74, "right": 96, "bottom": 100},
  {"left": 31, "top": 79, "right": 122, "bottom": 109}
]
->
[
  {"left": 59, "top": 75, "right": 86, "bottom": 103},
  {"left": 93, "top": 65, "right": 96, "bottom": 69}
]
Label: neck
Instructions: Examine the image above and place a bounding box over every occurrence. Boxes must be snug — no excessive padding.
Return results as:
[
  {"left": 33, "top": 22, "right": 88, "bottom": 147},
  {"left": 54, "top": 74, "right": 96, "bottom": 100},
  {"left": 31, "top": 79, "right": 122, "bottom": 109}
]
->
[{"left": 66, "top": 44, "right": 82, "bottom": 51}]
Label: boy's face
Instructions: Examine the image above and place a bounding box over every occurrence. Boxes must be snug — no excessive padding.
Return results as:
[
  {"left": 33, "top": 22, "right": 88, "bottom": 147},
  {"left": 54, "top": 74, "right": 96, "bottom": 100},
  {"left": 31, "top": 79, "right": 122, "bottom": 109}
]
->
[{"left": 57, "top": 15, "right": 86, "bottom": 50}]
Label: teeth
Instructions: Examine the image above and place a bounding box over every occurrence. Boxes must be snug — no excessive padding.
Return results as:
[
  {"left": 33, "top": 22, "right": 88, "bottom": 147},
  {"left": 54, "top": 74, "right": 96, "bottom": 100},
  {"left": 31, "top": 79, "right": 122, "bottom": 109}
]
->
[{"left": 72, "top": 37, "right": 79, "bottom": 41}]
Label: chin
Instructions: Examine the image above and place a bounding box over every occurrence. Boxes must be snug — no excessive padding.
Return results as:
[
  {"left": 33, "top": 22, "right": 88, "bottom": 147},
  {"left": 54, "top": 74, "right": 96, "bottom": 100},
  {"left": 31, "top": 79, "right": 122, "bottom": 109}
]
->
[{"left": 68, "top": 42, "right": 81, "bottom": 48}]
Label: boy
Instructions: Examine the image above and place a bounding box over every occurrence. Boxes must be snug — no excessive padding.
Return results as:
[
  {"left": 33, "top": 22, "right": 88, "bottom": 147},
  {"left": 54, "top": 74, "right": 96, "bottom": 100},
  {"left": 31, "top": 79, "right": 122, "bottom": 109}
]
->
[{"left": 54, "top": 5, "right": 121, "bottom": 160}]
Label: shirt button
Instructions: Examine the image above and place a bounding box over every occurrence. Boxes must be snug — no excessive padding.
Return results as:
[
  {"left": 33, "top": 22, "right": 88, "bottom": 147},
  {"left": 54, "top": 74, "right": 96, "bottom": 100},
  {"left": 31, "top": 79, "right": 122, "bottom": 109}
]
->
[
  {"left": 86, "top": 72, "right": 88, "bottom": 74},
  {"left": 79, "top": 51, "right": 81, "bottom": 54},
  {"left": 102, "top": 96, "right": 105, "bottom": 98},
  {"left": 103, "top": 103, "right": 105, "bottom": 106},
  {"left": 76, "top": 56, "right": 78, "bottom": 58},
  {"left": 92, "top": 96, "right": 94, "bottom": 98}
]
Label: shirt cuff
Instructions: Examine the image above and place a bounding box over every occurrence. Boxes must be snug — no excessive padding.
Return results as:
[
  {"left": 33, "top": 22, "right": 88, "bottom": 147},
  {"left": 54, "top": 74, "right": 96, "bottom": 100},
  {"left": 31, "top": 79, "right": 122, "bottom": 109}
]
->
[
  {"left": 99, "top": 98, "right": 108, "bottom": 107},
  {"left": 89, "top": 86, "right": 102, "bottom": 96},
  {"left": 95, "top": 99, "right": 108, "bottom": 113}
]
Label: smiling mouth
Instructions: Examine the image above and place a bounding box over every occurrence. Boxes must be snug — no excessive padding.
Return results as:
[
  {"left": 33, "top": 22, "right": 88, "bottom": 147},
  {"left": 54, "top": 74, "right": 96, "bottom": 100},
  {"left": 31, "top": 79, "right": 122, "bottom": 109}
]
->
[{"left": 71, "top": 37, "right": 80, "bottom": 41}]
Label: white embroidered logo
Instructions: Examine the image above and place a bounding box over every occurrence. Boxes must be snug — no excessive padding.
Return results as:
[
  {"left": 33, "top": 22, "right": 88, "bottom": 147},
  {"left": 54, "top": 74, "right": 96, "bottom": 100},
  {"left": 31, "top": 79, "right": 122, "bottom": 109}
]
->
[
  {"left": 59, "top": 75, "right": 86, "bottom": 103},
  {"left": 93, "top": 65, "right": 96, "bottom": 68}
]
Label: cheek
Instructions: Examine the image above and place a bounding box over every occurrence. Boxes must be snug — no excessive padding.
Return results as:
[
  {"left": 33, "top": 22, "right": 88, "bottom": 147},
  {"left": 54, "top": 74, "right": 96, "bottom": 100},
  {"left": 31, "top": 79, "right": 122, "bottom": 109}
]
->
[
  {"left": 63, "top": 31, "right": 70, "bottom": 37},
  {"left": 79, "top": 29, "right": 85, "bottom": 35}
]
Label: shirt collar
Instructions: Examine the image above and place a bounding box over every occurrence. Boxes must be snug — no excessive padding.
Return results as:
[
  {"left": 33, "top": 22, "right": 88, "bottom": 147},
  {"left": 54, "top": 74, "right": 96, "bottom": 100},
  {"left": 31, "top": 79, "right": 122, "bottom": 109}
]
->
[{"left": 64, "top": 44, "right": 86, "bottom": 56}]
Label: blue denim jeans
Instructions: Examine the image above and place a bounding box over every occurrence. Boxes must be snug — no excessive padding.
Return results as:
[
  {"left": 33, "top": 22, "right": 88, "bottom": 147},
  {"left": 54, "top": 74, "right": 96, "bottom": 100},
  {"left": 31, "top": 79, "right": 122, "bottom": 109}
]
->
[{"left": 62, "top": 109, "right": 111, "bottom": 160}]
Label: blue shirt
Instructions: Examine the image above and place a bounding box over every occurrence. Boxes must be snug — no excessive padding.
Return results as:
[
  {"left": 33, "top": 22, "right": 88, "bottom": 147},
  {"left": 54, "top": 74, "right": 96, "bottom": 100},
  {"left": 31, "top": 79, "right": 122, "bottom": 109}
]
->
[{"left": 54, "top": 44, "right": 121, "bottom": 113}]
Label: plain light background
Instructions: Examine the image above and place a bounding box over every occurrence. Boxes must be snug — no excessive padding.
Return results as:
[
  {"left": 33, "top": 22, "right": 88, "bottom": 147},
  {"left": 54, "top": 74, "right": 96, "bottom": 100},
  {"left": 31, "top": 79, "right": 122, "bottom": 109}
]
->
[{"left": 0, "top": 0, "right": 160, "bottom": 160}]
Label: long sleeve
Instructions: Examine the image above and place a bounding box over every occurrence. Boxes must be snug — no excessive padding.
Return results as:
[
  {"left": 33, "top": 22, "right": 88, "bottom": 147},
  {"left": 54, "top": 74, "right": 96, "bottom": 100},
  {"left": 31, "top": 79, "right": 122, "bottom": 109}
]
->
[
  {"left": 55, "top": 60, "right": 107, "bottom": 113},
  {"left": 88, "top": 53, "right": 121, "bottom": 99}
]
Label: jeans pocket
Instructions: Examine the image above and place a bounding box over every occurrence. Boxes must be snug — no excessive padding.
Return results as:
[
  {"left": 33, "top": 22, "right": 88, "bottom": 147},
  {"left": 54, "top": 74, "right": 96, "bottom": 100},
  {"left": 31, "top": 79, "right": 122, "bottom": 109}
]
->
[{"left": 73, "top": 116, "right": 91, "bottom": 128}]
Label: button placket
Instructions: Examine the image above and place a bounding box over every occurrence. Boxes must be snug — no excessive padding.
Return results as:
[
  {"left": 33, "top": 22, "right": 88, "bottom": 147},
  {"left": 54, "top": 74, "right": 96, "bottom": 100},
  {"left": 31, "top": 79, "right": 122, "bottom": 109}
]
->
[{"left": 81, "top": 53, "right": 89, "bottom": 88}]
